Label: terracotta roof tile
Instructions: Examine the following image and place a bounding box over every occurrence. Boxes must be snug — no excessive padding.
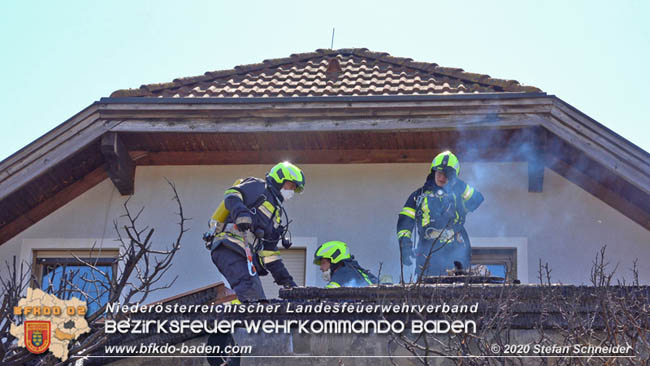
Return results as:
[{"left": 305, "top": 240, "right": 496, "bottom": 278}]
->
[{"left": 111, "top": 49, "right": 541, "bottom": 98}]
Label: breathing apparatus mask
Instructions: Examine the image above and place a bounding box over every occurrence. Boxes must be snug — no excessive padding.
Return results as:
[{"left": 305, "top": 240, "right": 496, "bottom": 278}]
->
[
  {"left": 280, "top": 188, "right": 294, "bottom": 201},
  {"left": 321, "top": 270, "right": 331, "bottom": 282}
]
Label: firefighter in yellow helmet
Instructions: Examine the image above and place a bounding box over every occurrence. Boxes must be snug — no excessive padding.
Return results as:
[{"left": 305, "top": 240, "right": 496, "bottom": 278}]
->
[
  {"left": 313, "top": 241, "right": 377, "bottom": 288},
  {"left": 396, "top": 151, "right": 484, "bottom": 277},
  {"left": 203, "top": 162, "right": 305, "bottom": 301}
]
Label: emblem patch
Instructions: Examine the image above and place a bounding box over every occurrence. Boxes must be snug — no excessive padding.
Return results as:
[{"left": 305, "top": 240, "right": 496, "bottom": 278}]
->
[{"left": 25, "top": 320, "right": 51, "bottom": 354}]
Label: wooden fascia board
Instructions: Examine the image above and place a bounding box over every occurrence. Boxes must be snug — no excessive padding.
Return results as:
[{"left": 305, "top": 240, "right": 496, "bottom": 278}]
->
[
  {"left": 548, "top": 98, "right": 650, "bottom": 196},
  {"left": 128, "top": 148, "right": 530, "bottom": 166},
  {"left": 0, "top": 166, "right": 108, "bottom": 245},
  {"left": 98, "top": 96, "right": 555, "bottom": 121},
  {"left": 552, "top": 97, "right": 650, "bottom": 168},
  {"left": 546, "top": 156, "right": 650, "bottom": 231},
  {"left": 0, "top": 103, "right": 99, "bottom": 177},
  {"left": 100, "top": 94, "right": 551, "bottom": 108},
  {"left": 0, "top": 117, "right": 122, "bottom": 202},
  {"left": 110, "top": 114, "right": 549, "bottom": 134}
]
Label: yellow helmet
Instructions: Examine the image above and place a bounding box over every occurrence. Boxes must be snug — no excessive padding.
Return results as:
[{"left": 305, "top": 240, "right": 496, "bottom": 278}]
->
[
  {"left": 267, "top": 161, "right": 306, "bottom": 193},
  {"left": 313, "top": 241, "right": 351, "bottom": 265},
  {"left": 431, "top": 151, "right": 460, "bottom": 176}
]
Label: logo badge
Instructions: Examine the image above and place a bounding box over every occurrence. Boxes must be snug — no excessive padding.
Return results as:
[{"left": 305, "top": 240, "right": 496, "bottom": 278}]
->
[{"left": 25, "top": 321, "right": 51, "bottom": 354}]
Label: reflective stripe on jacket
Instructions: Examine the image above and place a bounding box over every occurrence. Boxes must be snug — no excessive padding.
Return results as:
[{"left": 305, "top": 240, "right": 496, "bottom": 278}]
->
[
  {"left": 223, "top": 177, "right": 284, "bottom": 249},
  {"left": 396, "top": 177, "right": 483, "bottom": 243}
]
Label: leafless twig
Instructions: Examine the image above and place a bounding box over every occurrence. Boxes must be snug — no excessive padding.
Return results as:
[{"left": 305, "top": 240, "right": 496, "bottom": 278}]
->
[{"left": 1, "top": 179, "right": 187, "bottom": 366}]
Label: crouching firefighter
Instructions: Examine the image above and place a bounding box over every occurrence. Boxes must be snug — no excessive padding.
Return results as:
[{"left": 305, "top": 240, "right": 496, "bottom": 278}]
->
[
  {"left": 396, "top": 151, "right": 484, "bottom": 278},
  {"left": 313, "top": 241, "right": 378, "bottom": 288},
  {"left": 203, "top": 162, "right": 306, "bottom": 301}
]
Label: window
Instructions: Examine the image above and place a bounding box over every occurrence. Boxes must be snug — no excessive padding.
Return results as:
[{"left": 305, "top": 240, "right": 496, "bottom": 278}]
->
[
  {"left": 471, "top": 237, "right": 528, "bottom": 283},
  {"left": 471, "top": 248, "right": 517, "bottom": 282},
  {"left": 259, "top": 247, "right": 306, "bottom": 299},
  {"left": 33, "top": 249, "right": 119, "bottom": 315}
]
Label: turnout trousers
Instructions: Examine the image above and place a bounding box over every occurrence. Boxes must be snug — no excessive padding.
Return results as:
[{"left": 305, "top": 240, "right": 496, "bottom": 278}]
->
[
  {"left": 415, "top": 238, "right": 470, "bottom": 277},
  {"left": 211, "top": 245, "right": 266, "bottom": 302}
]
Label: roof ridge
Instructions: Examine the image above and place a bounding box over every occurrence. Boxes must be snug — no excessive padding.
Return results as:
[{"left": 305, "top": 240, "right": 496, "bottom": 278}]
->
[{"left": 110, "top": 49, "right": 540, "bottom": 97}]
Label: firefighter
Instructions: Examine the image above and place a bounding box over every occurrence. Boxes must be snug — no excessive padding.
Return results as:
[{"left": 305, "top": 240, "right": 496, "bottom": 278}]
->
[
  {"left": 204, "top": 162, "right": 305, "bottom": 301},
  {"left": 396, "top": 151, "right": 484, "bottom": 277},
  {"left": 313, "top": 241, "right": 377, "bottom": 288}
]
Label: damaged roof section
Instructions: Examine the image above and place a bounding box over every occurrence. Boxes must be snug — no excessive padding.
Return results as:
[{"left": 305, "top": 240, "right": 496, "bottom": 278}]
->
[{"left": 111, "top": 48, "right": 541, "bottom": 98}]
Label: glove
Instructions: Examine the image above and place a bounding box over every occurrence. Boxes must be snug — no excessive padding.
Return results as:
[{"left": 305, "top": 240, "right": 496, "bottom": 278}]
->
[
  {"left": 235, "top": 214, "right": 252, "bottom": 232},
  {"left": 202, "top": 231, "right": 214, "bottom": 243},
  {"left": 447, "top": 177, "right": 465, "bottom": 194},
  {"left": 399, "top": 237, "right": 415, "bottom": 266},
  {"left": 266, "top": 261, "right": 296, "bottom": 288},
  {"left": 282, "top": 280, "right": 298, "bottom": 289}
]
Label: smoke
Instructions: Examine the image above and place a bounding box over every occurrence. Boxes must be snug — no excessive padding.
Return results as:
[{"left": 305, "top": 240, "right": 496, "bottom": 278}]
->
[{"left": 436, "top": 114, "right": 647, "bottom": 284}]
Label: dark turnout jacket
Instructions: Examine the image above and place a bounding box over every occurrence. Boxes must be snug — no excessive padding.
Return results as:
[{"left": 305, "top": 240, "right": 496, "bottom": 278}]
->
[
  {"left": 396, "top": 176, "right": 484, "bottom": 244},
  {"left": 326, "top": 258, "right": 378, "bottom": 288},
  {"left": 224, "top": 177, "right": 285, "bottom": 249}
]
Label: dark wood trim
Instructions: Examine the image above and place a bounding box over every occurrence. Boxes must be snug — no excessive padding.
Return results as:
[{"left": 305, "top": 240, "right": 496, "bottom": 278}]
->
[
  {"left": 101, "top": 93, "right": 549, "bottom": 105},
  {"left": 0, "top": 117, "right": 119, "bottom": 202},
  {"left": 547, "top": 102, "right": 650, "bottom": 196},
  {"left": 128, "top": 148, "right": 529, "bottom": 166},
  {"left": 0, "top": 167, "right": 108, "bottom": 245},
  {"left": 527, "top": 129, "right": 545, "bottom": 192},
  {"left": 110, "top": 113, "right": 546, "bottom": 134},
  {"left": 542, "top": 129, "right": 650, "bottom": 230},
  {"left": 37, "top": 257, "right": 117, "bottom": 266},
  {"left": 101, "top": 133, "right": 135, "bottom": 195},
  {"left": 546, "top": 156, "right": 650, "bottom": 231},
  {"left": 98, "top": 96, "right": 555, "bottom": 118},
  {"left": 552, "top": 98, "right": 650, "bottom": 170},
  {"left": 0, "top": 104, "right": 99, "bottom": 177},
  {"left": 98, "top": 98, "right": 555, "bottom": 132},
  {"left": 528, "top": 159, "right": 544, "bottom": 192},
  {"left": 2, "top": 95, "right": 650, "bottom": 249}
]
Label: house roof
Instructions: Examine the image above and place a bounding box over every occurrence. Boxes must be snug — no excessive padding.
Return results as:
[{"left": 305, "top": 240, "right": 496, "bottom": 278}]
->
[
  {"left": 1, "top": 50, "right": 649, "bottom": 246},
  {"left": 111, "top": 48, "right": 541, "bottom": 98}
]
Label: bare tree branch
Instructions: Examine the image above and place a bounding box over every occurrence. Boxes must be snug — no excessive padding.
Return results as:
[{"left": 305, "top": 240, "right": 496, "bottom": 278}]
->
[
  {"left": 387, "top": 246, "right": 648, "bottom": 365},
  {"left": 1, "top": 179, "right": 187, "bottom": 366}
]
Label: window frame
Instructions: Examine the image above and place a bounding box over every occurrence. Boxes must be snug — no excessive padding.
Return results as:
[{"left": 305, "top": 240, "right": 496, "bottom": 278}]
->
[
  {"left": 470, "top": 237, "right": 528, "bottom": 283},
  {"left": 278, "top": 247, "right": 307, "bottom": 286},
  {"left": 32, "top": 249, "right": 119, "bottom": 313},
  {"left": 259, "top": 247, "right": 307, "bottom": 299},
  {"left": 471, "top": 247, "right": 517, "bottom": 282}
]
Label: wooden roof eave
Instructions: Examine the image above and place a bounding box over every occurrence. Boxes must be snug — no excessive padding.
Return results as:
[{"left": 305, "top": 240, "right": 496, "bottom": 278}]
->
[
  {"left": 98, "top": 93, "right": 553, "bottom": 121},
  {"left": 2, "top": 93, "right": 646, "bottom": 204},
  {"left": 2, "top": 93, "right": 650, "bottom": 248},
  {"left": 0, "top": 103, "right": 99, "bottom": 172},
  {"left": 545, "top": 97, "right": 650, "bottom": 197},
  {"left": 101, "top": 94, "right": 650, "bottom": 231},
  {"left": 100, "top": 94, "right": 555, "bottom": 136},
  {"left": 0, "top": 103, "right": 98, "bottom": 189},
  {"left": 0, "top": 106, "right": 121, "bottom": 202}
]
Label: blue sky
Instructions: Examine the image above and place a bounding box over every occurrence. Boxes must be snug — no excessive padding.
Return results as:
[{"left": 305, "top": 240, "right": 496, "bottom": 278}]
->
[{"left": 1, "top": 1, "right": 649, "bottom": 161}]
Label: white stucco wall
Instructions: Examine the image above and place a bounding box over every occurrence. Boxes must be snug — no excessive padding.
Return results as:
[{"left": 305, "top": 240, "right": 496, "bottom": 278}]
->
[{"left": 1, "top": 162, "right": 649, "bottom": 302}]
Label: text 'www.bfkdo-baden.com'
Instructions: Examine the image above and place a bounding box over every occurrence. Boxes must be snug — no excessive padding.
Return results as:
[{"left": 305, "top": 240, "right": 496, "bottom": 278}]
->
[{"left": 104, "top": 342, "right": 252, "bottom": 356}]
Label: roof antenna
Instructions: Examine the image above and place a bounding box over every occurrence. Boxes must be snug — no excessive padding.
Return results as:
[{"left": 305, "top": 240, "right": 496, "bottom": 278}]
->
[{"left": 330, "top": 27, "right": 335, "bottom": 49}]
